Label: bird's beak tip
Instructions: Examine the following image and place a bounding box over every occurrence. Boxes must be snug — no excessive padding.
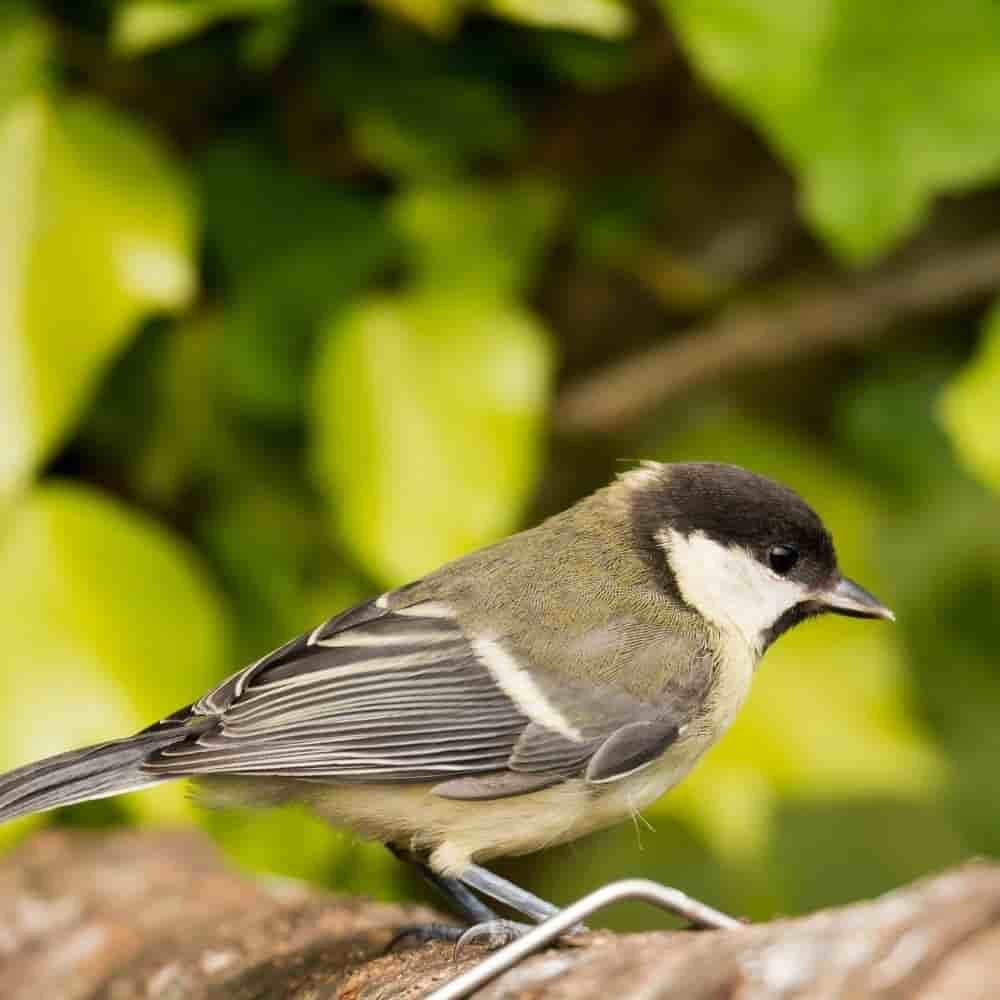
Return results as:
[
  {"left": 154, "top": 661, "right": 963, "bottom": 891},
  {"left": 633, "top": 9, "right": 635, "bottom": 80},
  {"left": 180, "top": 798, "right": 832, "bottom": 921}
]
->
[{"left": 822, "top": 576, "right": 895, "bottom": 622}]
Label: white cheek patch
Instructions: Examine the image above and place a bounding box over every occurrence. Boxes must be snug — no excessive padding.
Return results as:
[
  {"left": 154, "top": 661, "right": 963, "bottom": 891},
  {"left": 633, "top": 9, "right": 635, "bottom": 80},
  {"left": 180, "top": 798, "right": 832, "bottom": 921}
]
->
[{"left": 660, "top": 528, "right": 807, "bottom": 651}]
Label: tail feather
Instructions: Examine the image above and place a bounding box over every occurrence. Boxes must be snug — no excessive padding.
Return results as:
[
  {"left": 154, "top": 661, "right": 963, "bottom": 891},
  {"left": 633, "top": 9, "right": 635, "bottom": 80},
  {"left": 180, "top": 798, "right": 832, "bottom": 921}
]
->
[{"left": 0, "top": 723, "right": 208, "bottom": 824}]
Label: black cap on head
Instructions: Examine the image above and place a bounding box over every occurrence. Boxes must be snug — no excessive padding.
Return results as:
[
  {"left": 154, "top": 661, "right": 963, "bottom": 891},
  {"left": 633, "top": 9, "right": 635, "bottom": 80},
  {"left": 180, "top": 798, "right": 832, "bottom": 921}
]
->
[{"left": 630, "top": 462, "right": 838, "bottom": 592}]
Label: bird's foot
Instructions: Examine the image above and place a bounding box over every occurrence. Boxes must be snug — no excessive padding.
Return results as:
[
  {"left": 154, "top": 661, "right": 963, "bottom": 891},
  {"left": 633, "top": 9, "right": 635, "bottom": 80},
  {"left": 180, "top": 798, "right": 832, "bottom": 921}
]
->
[
  {"left": 453, "top": 919, "right": 534, "bottom": 958},
  {"left": 453, "top": 918, "right": 587, "bottom": 959},
  {"left": 385, "top": 923, "right": 464, "bottom": 952}
]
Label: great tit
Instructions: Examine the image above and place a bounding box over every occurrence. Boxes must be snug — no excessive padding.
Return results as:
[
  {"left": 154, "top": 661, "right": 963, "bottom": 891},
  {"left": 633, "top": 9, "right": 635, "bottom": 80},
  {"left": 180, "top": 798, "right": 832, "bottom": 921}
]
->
[{"left": 0, "top": 462, "right": 892, "bottom": 943}]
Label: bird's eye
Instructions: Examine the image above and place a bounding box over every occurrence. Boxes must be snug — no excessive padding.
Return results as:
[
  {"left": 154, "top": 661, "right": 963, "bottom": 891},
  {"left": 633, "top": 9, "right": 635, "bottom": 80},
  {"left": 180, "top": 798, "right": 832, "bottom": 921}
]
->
[{"left": 768, "top": 544, "right": 799, "bottom": 575}]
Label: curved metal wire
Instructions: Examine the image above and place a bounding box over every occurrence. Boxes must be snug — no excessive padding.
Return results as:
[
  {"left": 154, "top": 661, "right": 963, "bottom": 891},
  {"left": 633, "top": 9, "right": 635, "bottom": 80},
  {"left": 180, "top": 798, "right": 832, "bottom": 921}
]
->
[{"left": 426, "top": 877, "right": 743, "bottom": 1000}]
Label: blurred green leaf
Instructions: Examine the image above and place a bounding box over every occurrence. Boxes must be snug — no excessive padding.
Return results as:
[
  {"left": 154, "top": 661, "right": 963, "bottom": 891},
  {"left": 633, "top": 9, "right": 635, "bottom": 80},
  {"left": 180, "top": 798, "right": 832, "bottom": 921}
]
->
[
  {"left": 0, "top": 95, "right": 196, "bottom": 496},
  {"left": 113, "top": 0, "right": 291, "bottom": 54},
  {"left": 311, "top": 293, "right": 553, "bottom": 584},
  {"left": 0, "top": 483, "right": 227, "bottom": 844},
  {"left": 0, "top": 4, "right": 51, "bottom": 116},
  {"left": 200, "top": 142, "right": 377, "bottom": 283},
  {"left": 652, "top": 414, "right": 945, "bottom": 856},
  {"left": 371, "top": 0, "right": 468, "bottom": 34},
  {"left": 198, "top": 482, "right": 367, "bottom": 663},
  {"left": 317, "top": 36, "right": 522, "bottom": 177},
  {"left": 664, "top": 0, "right": 1000, "bottom": 260},
  {"left": 533, "top": 33, "right": 642, "bottom": 90},
  {"left": 310, "top": 178, "right": 558, "bottom": 583},
  {"left": 76, "top": 315, "right": 238, "bottom": 508},
  {"left": 240, "top": 3, "right": 301, "bottom": 67},
  {"left": 835, "top": 355, "right": 1000, "bottom": 610},
  {"left": 371, "top": 0, "right": 632, "bottom": 37},
  {"left": 575, "top": 176, "right": 660, "bottom": 264},
  {"left": 939, "top": 302, "right": 1000, "bottom": 494},
  {"left": 222, "top": 237, "right": 388, "bottom": 421},
  {"left": 201, "top": 143, "right": 394, "bottom": 420},
  {"left": 129, "top": 313, "right": 233, "bottom": 505},
  {"left": 487, "top": 0, "right": 633, "bottom": 38},
  {"left": 838, "top": 358, "right": 960, "bottom": 503},
  {"left": 395, "top": 179, "right": 565, "bottom": 297}
]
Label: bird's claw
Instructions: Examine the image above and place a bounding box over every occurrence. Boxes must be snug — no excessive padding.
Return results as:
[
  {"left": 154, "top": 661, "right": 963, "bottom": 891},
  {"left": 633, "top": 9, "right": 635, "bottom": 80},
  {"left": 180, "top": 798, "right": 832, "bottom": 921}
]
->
[
  {"left": 453, "top": 919, "right": 533, "bottom": 959},
  {"left": 386, "top": 923, "right": 463, "bottom": 952}
]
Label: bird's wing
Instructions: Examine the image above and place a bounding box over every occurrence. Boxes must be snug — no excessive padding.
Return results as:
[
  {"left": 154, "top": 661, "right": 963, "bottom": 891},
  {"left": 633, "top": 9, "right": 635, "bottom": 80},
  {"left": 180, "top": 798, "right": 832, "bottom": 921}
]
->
[{"left": 142, "top": 595, "right": 701, "bottom": 798}]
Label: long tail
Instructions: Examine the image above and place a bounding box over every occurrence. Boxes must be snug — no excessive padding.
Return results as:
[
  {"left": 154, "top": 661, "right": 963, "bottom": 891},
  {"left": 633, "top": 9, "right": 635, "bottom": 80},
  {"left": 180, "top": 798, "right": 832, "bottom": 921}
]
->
[{"left": 0, "top": 722, "right": 208, "bottom": 824}]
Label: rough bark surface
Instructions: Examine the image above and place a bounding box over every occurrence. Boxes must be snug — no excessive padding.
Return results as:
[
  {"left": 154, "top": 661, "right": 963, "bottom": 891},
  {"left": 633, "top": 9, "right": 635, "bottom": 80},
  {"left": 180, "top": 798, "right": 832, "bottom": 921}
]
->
[{"left": 2, "top": 830, "right": 999, "bottom": 999}]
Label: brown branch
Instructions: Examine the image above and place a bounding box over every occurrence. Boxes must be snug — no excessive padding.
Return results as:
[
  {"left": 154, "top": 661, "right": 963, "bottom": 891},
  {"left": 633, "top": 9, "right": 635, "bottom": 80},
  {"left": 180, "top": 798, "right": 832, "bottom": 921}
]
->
[
  {"left": 554, "top": 236, "right": 1000, "bottom": 436},
  {"left": 3, "top": 830, "right": 1000, "bottom": 999}
]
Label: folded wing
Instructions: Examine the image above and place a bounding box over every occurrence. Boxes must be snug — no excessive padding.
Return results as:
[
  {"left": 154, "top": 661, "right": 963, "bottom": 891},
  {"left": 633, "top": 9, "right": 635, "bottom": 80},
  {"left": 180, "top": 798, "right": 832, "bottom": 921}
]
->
[{"left": 143, "top": 595, "right": 692, "bottom": 797}]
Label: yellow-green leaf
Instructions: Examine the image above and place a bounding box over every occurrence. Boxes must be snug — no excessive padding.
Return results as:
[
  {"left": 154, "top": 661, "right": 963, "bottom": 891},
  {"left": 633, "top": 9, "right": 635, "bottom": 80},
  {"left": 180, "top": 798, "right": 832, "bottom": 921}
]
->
[
  {"left": 0, "top": 4, "right": 50, "bottom": 116},
  {"left": 939, "top": 301, "right": 1000, "bottom": 494},
  {"left": 0, "top": 95, "right": 196, "bottom": 496},
  {"left": 487, "top": 0, "right": 633, "bottom": 38},
  {"left": 664, "top": 0, "right": 1000, "bottom": 261},
  {"left": 369, "top": 0, "right": 467, "bottom": 34},
  {"left": 0, "top": 483, "right": 227, "bottom": 841},
  {"left": 394, "top": 180, "right": 564, "bottom": 298},
  {"left": 113, "top": 0, "right": 290, "bottom": 54},
  {"left": 311, "top": 294, "right": 553, "bottom": 585},
  {"left": 371, "top": 0, "right": 633, "bottom": 36}
]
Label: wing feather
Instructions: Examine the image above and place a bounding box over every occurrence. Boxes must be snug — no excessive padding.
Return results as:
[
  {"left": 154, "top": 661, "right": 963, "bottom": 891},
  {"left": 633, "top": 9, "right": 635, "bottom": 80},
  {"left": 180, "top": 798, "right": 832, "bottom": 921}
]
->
[
  {"left": 144, "top": 594, "right": 706, "bottom": 795},
  {"left": 146, "top": 598, "right": 534, "bottom": 781}
]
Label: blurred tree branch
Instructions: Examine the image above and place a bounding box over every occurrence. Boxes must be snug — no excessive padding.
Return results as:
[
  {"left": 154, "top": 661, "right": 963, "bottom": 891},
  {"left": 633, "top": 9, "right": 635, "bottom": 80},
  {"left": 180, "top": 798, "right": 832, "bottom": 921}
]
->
[
  {"left": 3, "top": 829, "right": 1000, "bottom": 999},
  {"left": 555, "top": 236, "right": 1000, "bottom": 435}
]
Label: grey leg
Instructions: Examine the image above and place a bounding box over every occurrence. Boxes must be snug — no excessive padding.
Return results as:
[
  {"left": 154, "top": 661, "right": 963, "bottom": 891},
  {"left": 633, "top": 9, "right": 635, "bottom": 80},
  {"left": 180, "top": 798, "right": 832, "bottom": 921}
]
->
[
  {"left": 451, "top": 865, "right": 580, "bottom": 959},
  {"left": 416, "top": 866, "right": 501, "bottom": 925},
  {"left": 388, "top": 850, "right": 580, "bottom": 954},
  {"left": 385, "top": 846, "right": 501, "bottom": 949},
  {"left": 457, "top": 863, "right": 561, "bottom": 923}
]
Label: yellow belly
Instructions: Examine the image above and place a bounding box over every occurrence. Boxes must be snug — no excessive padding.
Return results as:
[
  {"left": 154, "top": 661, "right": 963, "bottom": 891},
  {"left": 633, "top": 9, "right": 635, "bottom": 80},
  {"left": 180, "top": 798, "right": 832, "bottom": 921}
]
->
[
  {"left": 299, "top": 724, "right": 719, "bottom": 874},
  {"left": 199, "top": 742, "right": 701, "bottom": 876}
]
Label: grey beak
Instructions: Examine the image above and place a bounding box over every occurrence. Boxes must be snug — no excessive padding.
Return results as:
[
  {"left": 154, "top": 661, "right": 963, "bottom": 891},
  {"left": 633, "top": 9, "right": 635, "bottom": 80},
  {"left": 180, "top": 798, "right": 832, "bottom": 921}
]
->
[{"left": 821, "top": 576, "right": 895, "bottom": 621}]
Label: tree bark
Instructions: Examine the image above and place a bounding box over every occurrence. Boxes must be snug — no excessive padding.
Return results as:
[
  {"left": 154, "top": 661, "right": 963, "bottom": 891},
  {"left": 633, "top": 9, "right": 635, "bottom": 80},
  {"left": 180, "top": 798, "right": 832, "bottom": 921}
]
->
[{"left": 2, "top": 829, "right": 999, "bottom": 999}]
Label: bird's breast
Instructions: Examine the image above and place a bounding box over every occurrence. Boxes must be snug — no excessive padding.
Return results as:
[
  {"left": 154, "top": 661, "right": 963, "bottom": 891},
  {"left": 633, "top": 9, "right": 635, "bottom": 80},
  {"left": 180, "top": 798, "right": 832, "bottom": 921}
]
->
[{"left": 700, "top": 628, "right": 758, "bottom": 739}]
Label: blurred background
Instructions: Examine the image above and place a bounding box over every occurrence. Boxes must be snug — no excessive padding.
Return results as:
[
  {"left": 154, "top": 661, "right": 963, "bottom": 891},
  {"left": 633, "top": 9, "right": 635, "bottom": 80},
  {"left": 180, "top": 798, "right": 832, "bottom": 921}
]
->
[{"left": 3, "top": 0, "right": 1000, "bottom": 930}]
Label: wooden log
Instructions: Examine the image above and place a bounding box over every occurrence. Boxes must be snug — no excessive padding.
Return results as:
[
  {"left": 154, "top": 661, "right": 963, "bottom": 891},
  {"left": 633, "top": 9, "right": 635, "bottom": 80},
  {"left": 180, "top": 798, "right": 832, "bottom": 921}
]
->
[{"left": 1, "top": 829, "right": 998, "bottom": 998}]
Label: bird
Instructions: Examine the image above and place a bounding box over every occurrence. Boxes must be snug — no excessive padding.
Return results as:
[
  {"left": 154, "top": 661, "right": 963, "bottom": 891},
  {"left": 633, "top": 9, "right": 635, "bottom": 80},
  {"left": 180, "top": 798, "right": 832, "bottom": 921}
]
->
[{"left": 0, "top": 461, "right": 893, "bottom": 946}]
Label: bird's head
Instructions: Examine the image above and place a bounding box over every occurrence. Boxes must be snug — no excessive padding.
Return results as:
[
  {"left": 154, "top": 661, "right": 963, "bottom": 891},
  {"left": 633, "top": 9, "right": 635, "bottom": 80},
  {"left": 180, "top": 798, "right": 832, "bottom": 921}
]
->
[{"left": 626, "top": 461, "right": 893, "bottom": 654}]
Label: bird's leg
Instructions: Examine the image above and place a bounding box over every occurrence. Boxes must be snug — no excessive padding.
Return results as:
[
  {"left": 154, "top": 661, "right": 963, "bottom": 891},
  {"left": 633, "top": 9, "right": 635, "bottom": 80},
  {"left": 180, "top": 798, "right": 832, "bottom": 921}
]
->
[
  {"left": 386, "top": 846, "right": 503, "bottom": 949},
  {"left": 410, "top": 861, "right": 501, "bottom": 924},
  {"left": 389, "top": 850, "right": 737, "bottom": 955},
  {"left": 387, "top": 859, "right": 586, "bottom": 954},
  {"left": 456, "top": 864, "right": 560, "bottom": 922},
  {"left": 450, "top": 864, "right": 582, "bottom": 955}
]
